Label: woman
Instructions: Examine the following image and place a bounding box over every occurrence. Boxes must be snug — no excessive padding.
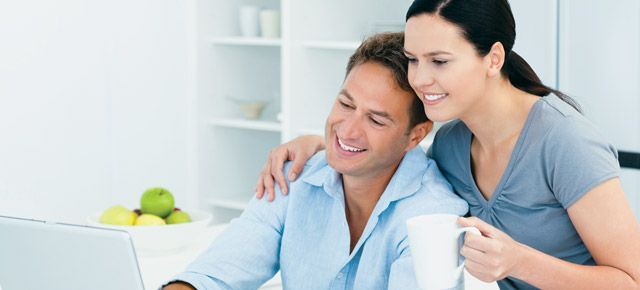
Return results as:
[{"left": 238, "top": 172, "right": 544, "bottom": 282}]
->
[{"left": 255, "top": 0, "right": 640, "bottom": 289}]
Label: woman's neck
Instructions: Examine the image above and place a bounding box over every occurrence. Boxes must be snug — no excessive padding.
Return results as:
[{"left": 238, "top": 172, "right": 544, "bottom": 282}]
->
[{"left": 461, "top": 80, "right": 539, "bottom": 153}]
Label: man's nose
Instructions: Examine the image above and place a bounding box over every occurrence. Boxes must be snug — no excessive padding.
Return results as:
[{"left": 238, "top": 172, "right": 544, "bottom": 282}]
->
[{"left": 339, "top": 115, "right": 363, "bottom": 140}]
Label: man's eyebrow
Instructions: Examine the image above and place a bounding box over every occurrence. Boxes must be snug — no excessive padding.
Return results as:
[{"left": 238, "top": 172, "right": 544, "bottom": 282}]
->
[
  {"left": 403, "top": 48, "right": 452, "bottom": 57},
  {"left": 339, "top": 89, "right": 395, "bottom": 123},
  {"left": 339, "top": 89, "right": 354, "bottom": 101},
  {"left": 369, "top": 109, "right": 394, "bottom": 122}
]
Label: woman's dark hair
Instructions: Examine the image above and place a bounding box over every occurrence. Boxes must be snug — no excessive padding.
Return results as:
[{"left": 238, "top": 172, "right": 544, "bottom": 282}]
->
[
  {"left": 346, "top": 32, "right": 429, "bottom": 130},
  {"left": 406, "top": 0, "right": 581, "bottom": 112}
]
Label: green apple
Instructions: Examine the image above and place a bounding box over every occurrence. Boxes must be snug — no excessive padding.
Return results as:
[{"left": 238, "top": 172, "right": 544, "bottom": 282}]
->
[
  {"left": 165, "top": 210, "right": 192, "bottom": 224},
  {"left": 140, "top": 187, "right": 175, "bottom": 218},
  {"left": 134, "top": 214, "right": 166, "bottom": 226},
  {"left": 99, "top": 205, "right": 137, "bottom": 226}
]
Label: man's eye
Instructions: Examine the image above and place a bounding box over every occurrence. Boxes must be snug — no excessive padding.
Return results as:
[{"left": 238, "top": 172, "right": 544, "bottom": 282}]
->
[
  {"left": 370, "top": 117, "right": 384, "bottom": 126},
  {"left": 339, "top": 101, "right": 353, "bottom": 109}
]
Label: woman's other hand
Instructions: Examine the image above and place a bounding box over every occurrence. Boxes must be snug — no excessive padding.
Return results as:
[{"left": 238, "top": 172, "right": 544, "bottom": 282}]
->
[
  {"left": 255, "top": 135, "right": 325, "bottom": 201},
  {"left": 457, "top": 216, "right": 528, "bottom": 283}
]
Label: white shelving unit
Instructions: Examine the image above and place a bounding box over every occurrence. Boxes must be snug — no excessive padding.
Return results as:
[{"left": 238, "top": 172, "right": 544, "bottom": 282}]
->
[
  {"left": 209, "top": 118, "right": 282, "bottom": 132},
  {"left": 196, "top": 0, "right": 413, "bottom": 223},
  {"left": 302, "top": 41, "right": 361, "bottom": 51},
  {"left": 210, "top": 37, "right": 282, "bottom": 47}
]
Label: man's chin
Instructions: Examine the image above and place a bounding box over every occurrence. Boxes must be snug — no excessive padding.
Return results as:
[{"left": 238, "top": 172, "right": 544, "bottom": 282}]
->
[{"left": 327, "top": 159, "right": 363, "bottom": 177}]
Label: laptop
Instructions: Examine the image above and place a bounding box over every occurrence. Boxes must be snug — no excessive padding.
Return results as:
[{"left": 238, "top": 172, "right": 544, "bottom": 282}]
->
[{"left": 0, "top": 215, "right": 145, "bottom": 290}]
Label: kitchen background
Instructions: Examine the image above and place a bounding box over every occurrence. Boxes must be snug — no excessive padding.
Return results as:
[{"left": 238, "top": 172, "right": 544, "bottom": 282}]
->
[{"left": 1, "top": 0, "right": 639, "bottom": 225}]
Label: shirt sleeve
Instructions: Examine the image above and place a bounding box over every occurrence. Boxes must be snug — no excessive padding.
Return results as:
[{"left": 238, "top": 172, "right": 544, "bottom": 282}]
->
[
  {"left": 387, "top": 237, "right": 420, "bottom": 290},
  {"left": 166, "top": 190, "right": 289, "bottom": 289},
  {"left": 544, "top": 116, "right": 621, "bottom": 208}
]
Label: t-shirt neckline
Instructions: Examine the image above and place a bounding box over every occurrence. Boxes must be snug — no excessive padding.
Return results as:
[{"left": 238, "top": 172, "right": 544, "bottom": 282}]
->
[{"left": 463, "top": 97, "right": 545, "bottom": 207}]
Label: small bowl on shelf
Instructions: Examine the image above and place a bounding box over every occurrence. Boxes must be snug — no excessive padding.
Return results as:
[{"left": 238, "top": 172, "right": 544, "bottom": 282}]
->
[
  {"left": 227, "top": 96, "right": 270, "bottom": 120},
  {"left": 239, "top": 101, "right": 268, "bottom": 120},
  {"left": 86, "top": 208, "right": 213, "bottom": 256}
]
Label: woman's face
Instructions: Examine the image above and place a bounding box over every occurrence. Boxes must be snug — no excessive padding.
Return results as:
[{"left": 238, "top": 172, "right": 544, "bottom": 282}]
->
[{"left": 404, "top": 13, "right": 491, "bottom": 122}]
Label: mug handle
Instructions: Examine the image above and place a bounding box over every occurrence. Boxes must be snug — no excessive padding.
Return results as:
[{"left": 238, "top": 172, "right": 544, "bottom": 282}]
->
[{"left": 453, "top": 227, "right": 481, "bottom": 281}]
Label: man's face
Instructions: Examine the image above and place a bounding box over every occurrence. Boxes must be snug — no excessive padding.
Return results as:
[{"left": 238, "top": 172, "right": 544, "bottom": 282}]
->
[{"left": 325, "top": 61, "right": 421, "bottom": 179}]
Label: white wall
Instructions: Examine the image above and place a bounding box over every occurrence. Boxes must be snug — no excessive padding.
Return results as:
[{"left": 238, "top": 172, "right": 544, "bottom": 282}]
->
[
  {"left": 558, "top": 0, "right": 640, "bottom": 219},
  {"left": 0, "top": 0, "right": 194, "bottom": 223}
]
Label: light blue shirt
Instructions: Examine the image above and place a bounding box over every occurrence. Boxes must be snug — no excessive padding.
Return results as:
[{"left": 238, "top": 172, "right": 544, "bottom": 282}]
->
[{"left": 169, "top": 147, "right": 468, "bottom": 289}]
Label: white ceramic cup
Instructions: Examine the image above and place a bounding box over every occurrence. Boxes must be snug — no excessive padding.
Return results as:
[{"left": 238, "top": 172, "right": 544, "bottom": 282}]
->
[
  {"left": 406, "top": 214, "right": 481, "bottom": 289},
  {"left": 239, "top": 5, "right": 259, "bottom": 37},
  {"left": 259, "top": 9, "right": 280, "bottom": 38}
]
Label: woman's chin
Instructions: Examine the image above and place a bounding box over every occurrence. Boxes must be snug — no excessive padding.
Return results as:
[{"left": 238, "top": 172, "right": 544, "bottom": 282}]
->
[{"left": 424, "top": 110, "right": 456, "bottom": 123}]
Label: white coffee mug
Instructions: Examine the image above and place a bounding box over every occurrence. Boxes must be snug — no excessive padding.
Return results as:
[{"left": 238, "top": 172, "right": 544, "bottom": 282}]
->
[
  {"left": 406, "top": 214, "right": 481, "bottom": 289},
  {"left": 259, "top": 9, "right": 280, "bottom": 38},
  {"left": 239, "top": 5, "right": 259, "bottom": 37}
]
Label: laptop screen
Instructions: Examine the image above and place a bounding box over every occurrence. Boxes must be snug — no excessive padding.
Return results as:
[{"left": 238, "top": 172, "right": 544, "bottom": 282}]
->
[{"left": 0, "top": 215, "right": 145, "bottom": 290}]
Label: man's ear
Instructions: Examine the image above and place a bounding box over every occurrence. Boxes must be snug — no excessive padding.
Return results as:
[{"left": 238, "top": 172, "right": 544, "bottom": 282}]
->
[
  {"left": 486, "top": 41, "right": 506, "bottom": 78},
  {"left": 406, "top": 120, "right": 433, "bottom": 151}
]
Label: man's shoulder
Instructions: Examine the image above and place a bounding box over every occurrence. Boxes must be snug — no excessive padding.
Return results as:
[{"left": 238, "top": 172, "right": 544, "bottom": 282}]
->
[
  {"left": 393, "top": 158, "right": 469, "bottom": 218},
  {"left": 283, "top": 151, "right": 327, "bottom": 178},
  {"left": 284, "top": 151, "right": 331, "bottom": 188}
]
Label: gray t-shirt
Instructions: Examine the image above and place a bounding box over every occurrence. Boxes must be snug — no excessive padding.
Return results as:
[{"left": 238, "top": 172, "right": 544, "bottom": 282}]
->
[{"left": 427, "top": 94, "right": 620, "bottom": 290}]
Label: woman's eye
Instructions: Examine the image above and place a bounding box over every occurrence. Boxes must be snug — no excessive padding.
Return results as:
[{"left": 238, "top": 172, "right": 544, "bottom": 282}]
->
[
  {"left": 433, "top": 59, "right": 448, "bottom": 65},
  {"left": 406, "top": 56, "right": 417, "bottom": 63}
]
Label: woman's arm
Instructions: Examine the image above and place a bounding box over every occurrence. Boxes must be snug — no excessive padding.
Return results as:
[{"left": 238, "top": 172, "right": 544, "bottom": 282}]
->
[
  {"left": 255, "top": 135, "right": 325, "bottom": 201},
  {"left": 459, "top": 178, "right": 640, "bottom": 289}
]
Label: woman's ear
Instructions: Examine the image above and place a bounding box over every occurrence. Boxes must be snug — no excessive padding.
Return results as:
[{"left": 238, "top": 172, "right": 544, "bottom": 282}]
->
[{"left": 486, "top": 42, "right": 506, "bottom": 78}]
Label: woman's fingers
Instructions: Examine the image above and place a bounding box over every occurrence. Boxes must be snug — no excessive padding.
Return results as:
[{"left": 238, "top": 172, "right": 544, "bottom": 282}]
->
[
  {"left": 270, "top": 150, "right": 289, "bottom": 195},
  {"left": 464, "top": 258, "right": 498, "bottom": 283},
  {"left": 458, "top": 216, "right": 499, "bottom": 238},
  {"left": 254, "top": 135, "right": 322, "bottom": 201},
  {"left": 463, "top": 231, "right": 496, "bottom": 254},
  {"left": 458, "top": 216, "right": 526, "bottom": 281},
  {"left": 255, "top": 163, "right": 270, "bottom": 199},
  {"left": 287, "top": 153, "right": 306, "bottom": 182},
  {"left": 460, "top": 241, "right": 486, "bottom": 263},
  {"left": 255, "top": 176, "right": 265, "bottom": 199},
  {"left": 263, "top": 168, "right": 276, "bottom": 202}
]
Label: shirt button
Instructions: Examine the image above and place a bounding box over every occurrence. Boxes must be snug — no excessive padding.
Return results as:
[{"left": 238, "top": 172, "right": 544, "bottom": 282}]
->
[{"left": 337, "top": 272, "right": 344, "bottom": 279}]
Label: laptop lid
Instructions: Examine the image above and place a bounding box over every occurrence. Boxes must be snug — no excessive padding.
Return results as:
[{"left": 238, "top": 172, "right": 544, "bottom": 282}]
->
[{"left": 0, "top": 215, "right": 145, "bottom": 290}]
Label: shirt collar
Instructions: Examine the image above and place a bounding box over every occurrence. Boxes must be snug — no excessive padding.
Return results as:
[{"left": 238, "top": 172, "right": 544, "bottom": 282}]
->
[{"left": 302, "top": 146, "right": 429, "bottom": 214}]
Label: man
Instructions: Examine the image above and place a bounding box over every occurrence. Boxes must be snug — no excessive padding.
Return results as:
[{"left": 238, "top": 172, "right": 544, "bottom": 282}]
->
[{"left": 163, "top": 32, "right": 467, "bottom": 290}]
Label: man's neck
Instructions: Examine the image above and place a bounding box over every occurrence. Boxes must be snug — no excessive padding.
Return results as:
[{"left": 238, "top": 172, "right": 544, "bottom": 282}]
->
[{"left": 342, "top": 163, "right": 399, "bottom": 252}]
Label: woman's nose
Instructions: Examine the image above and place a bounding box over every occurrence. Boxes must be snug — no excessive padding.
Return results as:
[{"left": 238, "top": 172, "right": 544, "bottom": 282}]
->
[{"left": 410, "top": 63, "right": 435, "bottom": 90}]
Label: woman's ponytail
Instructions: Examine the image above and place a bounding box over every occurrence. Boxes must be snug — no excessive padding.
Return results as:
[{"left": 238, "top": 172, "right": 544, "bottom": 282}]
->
[{"left": 504, "top": 51, "right": 582, "bottom": 113}]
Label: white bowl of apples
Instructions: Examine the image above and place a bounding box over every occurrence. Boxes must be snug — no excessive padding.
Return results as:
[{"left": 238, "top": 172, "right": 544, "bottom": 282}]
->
[{"left": 87, "top": 187, "right": 213, "bottom": 256}]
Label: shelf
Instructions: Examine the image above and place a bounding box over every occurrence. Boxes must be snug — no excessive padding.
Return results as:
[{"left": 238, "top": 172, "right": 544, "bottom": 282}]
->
[
  {"left": 209, "top": 118, "right": 282, "bottom": 132},
  {"left": 210, "top": 37, "right": 281, "bottom": 47},
  {"left": 302, "top": 40, "right": 361, "bottom": 51},
  {"left": 206, "top": 196, "right": 252, "bottom": 210},
  {"left": 296, "top": 128, "right": 324, "bottom": 136}
]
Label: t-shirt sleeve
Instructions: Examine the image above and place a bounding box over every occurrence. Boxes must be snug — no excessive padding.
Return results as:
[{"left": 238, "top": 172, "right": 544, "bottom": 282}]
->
[
  {"left": 425, "top": 143, "right": 434, "bottom": 159},
  {"left": 544, "top": 116, "right": 620, "bottom": 208}
]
